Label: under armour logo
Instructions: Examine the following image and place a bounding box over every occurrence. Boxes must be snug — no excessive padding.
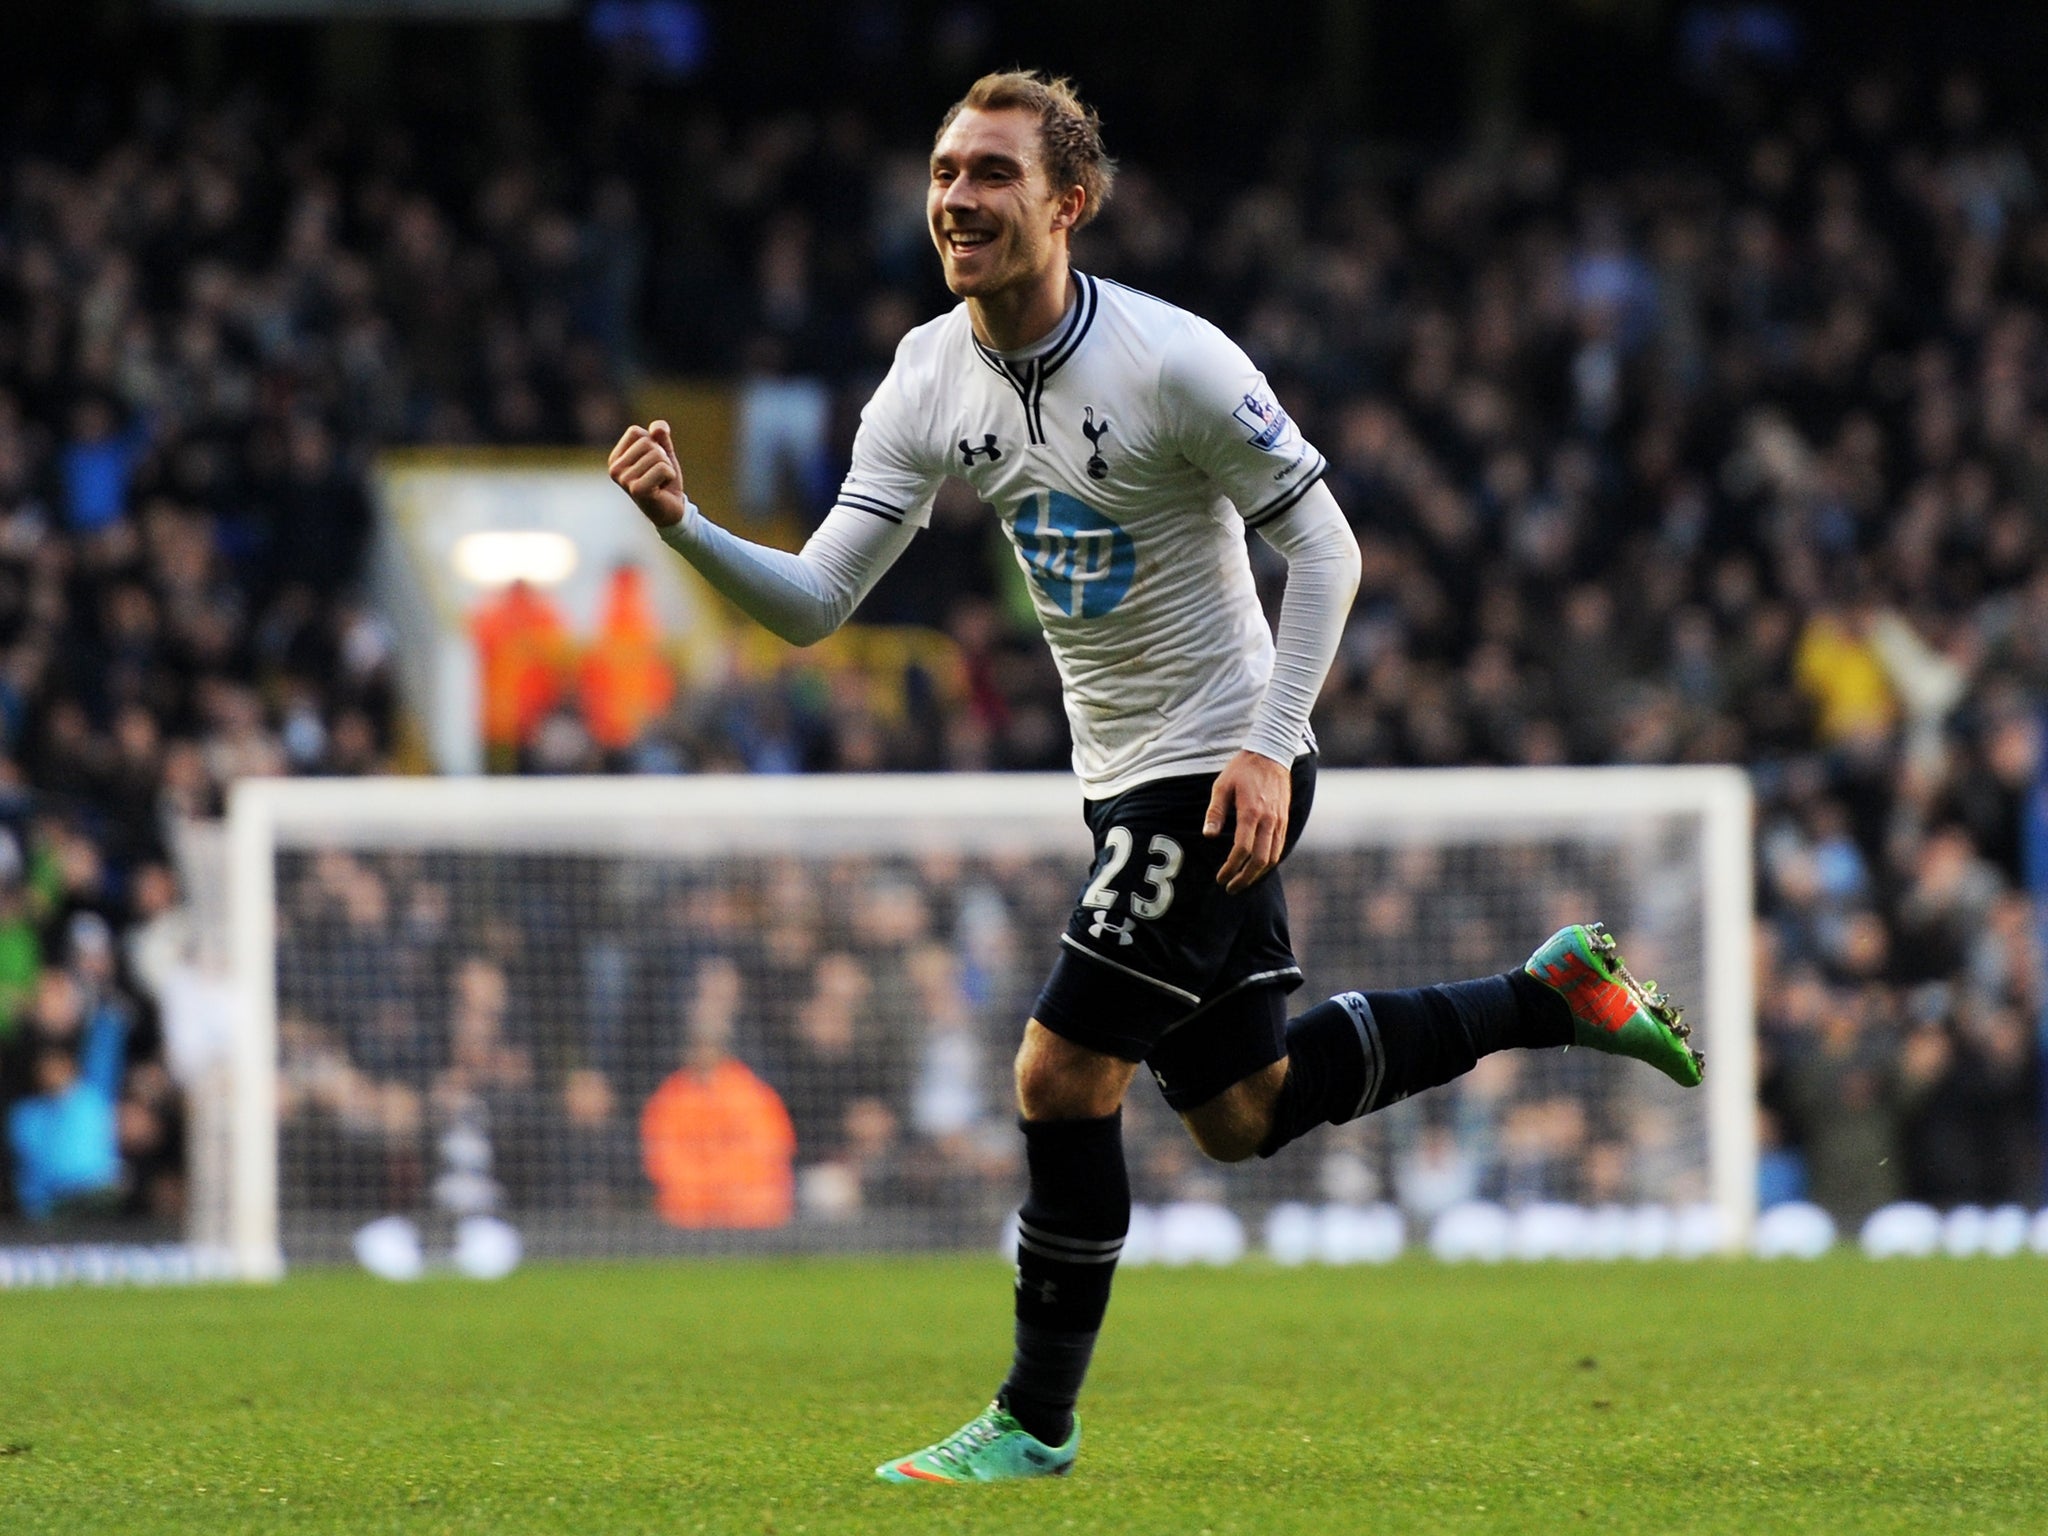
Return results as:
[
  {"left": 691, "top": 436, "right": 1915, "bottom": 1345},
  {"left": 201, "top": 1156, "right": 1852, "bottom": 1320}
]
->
[
  {"left": 959, "top": 433, "right": 1002, "bottom": 466},
  {"left": 1088, "top": 912, "right": 1136, "bottom": 946},
  {"left": 1017, "top": 1273, "right": 1059, "bottom": 1304},
  {"left": 1081, "top": 408, "right": 1111, "bottom": 480}
]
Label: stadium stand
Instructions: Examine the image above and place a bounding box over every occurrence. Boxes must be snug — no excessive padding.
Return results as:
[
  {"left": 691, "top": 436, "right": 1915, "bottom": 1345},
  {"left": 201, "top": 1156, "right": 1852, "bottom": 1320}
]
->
[{"left": 0, "top": 50, "right": 2042, "bottom": 1228}]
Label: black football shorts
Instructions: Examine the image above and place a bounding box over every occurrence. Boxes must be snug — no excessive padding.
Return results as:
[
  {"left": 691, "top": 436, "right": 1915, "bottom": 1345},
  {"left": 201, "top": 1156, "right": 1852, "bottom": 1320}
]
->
[{"left": 1033, "top": 752, "right": 1316, "bottom": 1109}]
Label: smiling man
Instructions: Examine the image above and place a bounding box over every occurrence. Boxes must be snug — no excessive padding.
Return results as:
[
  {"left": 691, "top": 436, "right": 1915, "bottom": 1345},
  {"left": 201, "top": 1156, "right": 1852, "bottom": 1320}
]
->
[{"left": 608, "top": 71, "right": 1701, "bottom": 1485}]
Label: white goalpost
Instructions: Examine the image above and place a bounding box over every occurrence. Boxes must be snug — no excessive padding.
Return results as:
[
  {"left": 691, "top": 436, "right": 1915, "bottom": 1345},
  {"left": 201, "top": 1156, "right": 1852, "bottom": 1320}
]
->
[{"left": 215, "top": 767, "right": 1754, "bottom": 1278}]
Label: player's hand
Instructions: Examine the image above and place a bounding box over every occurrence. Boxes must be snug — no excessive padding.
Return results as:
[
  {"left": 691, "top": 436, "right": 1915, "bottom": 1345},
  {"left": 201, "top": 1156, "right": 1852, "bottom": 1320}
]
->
[
  {"left": 1204, "top": 750, "right": 1291, "bottom": 893},
  {"left": 607, "top": 420, "right": 688, "bottom": 529}
]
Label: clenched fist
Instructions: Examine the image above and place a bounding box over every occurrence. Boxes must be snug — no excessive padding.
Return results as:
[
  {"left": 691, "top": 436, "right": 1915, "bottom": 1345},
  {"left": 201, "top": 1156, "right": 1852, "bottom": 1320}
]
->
[{"left": 608, "top": 420, "right": 688, "bottom": 529}]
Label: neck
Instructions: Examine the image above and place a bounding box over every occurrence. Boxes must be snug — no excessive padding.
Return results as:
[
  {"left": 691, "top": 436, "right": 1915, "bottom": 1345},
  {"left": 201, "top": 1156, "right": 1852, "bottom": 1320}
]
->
[{"left": 967, "top": 254, "right": 1075, "bottom": 352}]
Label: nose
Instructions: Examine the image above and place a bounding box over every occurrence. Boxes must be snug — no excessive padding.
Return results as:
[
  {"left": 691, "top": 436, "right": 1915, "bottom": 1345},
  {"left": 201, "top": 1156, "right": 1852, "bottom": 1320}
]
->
[{"left": 940, "top": 175, "right": 978, "bottom": 217}]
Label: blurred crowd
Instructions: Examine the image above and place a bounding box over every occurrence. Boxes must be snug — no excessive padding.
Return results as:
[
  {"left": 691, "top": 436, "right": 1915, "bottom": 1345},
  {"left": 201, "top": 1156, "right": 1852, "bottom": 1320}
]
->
[
  {"left": 607, "top": 63, "right": 2048, "bottom": 1222},
  {"left": 3, "top": 54, "right": 2047, "bottom": 1226},
  {"left": 272, "top": 835, "right": 1698, "bottom": 1238}
]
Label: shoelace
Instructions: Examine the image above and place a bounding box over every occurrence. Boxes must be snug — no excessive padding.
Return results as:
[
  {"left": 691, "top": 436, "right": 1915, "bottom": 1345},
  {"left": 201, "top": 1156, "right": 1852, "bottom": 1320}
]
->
[
  {"left": 1604, "top": 955, "right": 1689, "bottom": 1038},
  {"left": 929, "top": 1411, "right": 1004, "bottom": 1469}
]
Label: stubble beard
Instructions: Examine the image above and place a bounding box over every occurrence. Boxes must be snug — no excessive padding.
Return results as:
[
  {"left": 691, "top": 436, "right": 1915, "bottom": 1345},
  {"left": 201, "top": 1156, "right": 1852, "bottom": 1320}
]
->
[{"left": 941, "top": 232, "right": 1042, "bottom": 303}]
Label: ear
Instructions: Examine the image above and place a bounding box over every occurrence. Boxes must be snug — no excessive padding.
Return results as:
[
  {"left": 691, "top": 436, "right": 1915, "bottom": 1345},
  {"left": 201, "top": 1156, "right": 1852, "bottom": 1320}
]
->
[{"left": 1051, "top": 183, "right": 1088, "bottom": 233}]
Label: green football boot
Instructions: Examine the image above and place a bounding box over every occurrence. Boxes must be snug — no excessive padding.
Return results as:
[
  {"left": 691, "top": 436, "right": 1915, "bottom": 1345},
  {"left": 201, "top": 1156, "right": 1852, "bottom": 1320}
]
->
[
  {"left": 875, "top": 1401, "right": 1079, "bottom": 1484},
  {"left": 1525, "top": 922, "right": 1703, "bottom": 1087}
]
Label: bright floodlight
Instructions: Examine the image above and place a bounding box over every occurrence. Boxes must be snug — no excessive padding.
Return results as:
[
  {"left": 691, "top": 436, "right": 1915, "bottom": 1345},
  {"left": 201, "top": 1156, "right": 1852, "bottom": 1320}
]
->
[{"left": 451, "top": 530, "right": 579, "bottom": 586}]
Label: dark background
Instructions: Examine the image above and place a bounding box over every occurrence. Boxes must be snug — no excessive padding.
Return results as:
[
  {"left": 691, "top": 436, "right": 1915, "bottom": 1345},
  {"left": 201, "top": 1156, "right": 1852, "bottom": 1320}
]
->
[{"left": 11, "top": 0, "right": 2048, "bottom": 370}]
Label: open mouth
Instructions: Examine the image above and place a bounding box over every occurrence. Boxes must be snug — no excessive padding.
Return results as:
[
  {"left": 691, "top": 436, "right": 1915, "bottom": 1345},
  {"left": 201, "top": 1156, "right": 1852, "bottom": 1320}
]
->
[{"left": 945, "top": 228, "right": 995, "bottom": 258}]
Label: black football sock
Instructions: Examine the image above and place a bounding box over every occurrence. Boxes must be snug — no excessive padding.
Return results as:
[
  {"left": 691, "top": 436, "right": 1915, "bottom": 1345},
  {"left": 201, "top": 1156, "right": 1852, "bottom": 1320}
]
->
[
  {"left": 1258, "top": 972, "right": 1573, "bottom": 1157},
  {"left": 999, "top": 1111, "right": 1128, "bottom": 1447},
  {"left": 1505, "top": 965, "right": 1576, "bottom": 1045}
]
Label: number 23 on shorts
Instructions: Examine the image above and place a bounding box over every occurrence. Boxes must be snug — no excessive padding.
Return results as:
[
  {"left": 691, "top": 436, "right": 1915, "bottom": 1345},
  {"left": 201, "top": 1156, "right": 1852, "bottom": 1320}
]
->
[{"left": 1080, "top": 827, "right": 1184, "bottom": 921}]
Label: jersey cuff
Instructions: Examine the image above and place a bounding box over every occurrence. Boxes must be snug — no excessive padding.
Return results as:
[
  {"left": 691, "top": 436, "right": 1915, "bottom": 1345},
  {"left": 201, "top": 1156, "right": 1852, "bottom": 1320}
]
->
[
  {"left": 657, "top": 501, "right": 703, "bottom": 552},
  {"left": 1241, "top": 737, "right": 1301, "bottom": 769},
  {"left": 1241, "top": 460, "right": 1329, "bottom": 530}
]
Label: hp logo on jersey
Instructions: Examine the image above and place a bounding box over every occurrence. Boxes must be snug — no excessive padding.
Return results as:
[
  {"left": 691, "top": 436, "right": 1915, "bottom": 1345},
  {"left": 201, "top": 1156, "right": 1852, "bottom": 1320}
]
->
[{"left": 1013, "top": 490, "right": 1135, "bottom": 618}]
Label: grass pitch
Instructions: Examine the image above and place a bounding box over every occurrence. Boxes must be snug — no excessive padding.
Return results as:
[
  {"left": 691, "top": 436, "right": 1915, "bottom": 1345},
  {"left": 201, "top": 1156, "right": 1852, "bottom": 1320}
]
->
[{"left": 2, "top": 1254, "right": 2045, "bottom": 1533}]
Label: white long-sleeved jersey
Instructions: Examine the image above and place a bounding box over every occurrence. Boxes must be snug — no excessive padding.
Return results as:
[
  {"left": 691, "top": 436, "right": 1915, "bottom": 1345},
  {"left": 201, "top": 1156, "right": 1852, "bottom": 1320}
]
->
[
  {"left": 836, "top": 273, "right": 1335, "bottom": 797},
  {"left": 659, "top": 273, "right": 1353, "bottom": 797}
]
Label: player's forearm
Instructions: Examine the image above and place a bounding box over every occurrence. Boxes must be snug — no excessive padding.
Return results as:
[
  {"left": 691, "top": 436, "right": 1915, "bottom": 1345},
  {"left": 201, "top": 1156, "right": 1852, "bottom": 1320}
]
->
[
  {"left": 657, "top": 502, "right": 912, "bottom": 646},
  {"left": 1245, "top": 481, "right": 1362, "bottom": 764}
]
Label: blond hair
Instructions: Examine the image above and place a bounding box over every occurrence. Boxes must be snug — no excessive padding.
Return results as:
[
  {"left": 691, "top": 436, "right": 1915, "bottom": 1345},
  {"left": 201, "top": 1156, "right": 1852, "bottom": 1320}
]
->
[{"left": 936, "top": 71, "right": 1116, "bottom": 230}]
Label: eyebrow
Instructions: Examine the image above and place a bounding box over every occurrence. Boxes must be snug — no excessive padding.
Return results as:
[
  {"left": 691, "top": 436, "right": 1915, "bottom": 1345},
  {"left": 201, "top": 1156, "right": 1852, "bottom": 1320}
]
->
[{"left": 930, "top": 149, "right": 1029, "bottom": 175}]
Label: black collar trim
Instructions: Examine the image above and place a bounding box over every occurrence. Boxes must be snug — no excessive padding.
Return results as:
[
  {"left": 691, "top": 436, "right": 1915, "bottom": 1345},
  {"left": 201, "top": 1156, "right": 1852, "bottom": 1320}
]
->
[
  {"left": 1038, "top": 273, "right": 1098, "bottom": 382},
  {"left": 965, "top": 275, "right": 1098, "bottom": 446}
]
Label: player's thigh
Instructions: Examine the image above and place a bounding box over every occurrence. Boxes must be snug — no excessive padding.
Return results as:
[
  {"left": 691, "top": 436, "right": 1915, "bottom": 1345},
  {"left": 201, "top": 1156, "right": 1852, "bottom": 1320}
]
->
[
  {"left": 1178, "top": 1056, "right": 1288, "bottom": 1164},
  {"left": 1033, "top": 772, "right": 1260, "bottom": 1066},
  {"left": 1145, "top": 980, "right": 1290, "bottom": 1133},
  {"left": 1027, "top": 758, "right": 1314, "bottom": 1117}
]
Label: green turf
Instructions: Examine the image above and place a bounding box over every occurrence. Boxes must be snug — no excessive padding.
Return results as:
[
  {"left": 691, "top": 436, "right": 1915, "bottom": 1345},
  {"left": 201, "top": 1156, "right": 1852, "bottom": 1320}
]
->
[{"left": 2, "top": 1254, "right": 2045, "bottom": 1533}]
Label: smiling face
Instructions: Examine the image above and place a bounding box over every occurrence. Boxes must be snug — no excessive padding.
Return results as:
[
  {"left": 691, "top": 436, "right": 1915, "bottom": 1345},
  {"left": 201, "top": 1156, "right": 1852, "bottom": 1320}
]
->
[{"left": 928, "top": 105, "right": 1081, "bottom": 304}]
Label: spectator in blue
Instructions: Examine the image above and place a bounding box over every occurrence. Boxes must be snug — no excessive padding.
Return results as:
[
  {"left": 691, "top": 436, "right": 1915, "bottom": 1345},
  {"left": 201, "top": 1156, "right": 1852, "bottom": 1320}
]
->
[
  {"left": 58, "top": 397, "right": 149, "bottom": 536},
  {"left": 7, "top": 1004, "right": 126, "bottom": 1220},
  {"left": 1755, "top": 1107, "right": 1809, "bottom": 1211}
]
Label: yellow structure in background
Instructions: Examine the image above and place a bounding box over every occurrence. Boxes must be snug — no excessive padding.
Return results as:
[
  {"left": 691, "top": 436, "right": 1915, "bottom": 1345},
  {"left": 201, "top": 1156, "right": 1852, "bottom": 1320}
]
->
[
  {"left": 631, "top": 380, "right": 970, "bottom": 736},
  {"left": 371, "top": 385, "right": 965, "bottom": 773},
  {"left": 631, "top": 382, "right": 744, "bottom": 543}
]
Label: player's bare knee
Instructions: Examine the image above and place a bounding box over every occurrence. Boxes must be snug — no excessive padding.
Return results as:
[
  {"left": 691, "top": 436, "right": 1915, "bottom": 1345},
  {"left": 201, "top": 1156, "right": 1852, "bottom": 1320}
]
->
[
  {"left": 1015, "top": 1022, "right": 1132, "bottom": 1121},
  {"left": 1018, "top": 1062, "right": 1123, "bottom": 1120},
  {"left": 1185, "top": 1116, "right": 1264, "bottom": 1164},
  {"left": 1013, "top": 1051, "right": 1070, "bottom": 1119},
  {"left": 1179, "top": 1062, "right": 1284, "bottom": 1162}
]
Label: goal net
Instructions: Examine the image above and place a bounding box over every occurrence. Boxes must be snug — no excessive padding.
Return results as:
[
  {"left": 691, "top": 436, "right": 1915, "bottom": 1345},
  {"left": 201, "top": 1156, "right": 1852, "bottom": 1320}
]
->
[{"left": 219, "top": 769, "right": 1753, "bottom": 1276}]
